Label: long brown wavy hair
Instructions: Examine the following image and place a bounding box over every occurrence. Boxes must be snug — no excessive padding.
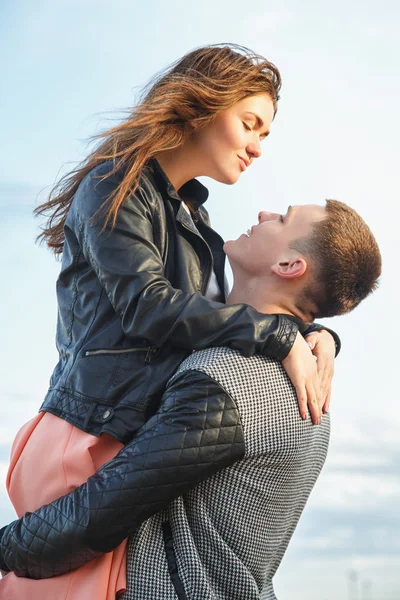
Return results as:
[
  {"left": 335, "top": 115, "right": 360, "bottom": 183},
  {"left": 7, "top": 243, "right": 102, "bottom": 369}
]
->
[{"left": 36, "top": 43, "right": 282, "bottom": 255}]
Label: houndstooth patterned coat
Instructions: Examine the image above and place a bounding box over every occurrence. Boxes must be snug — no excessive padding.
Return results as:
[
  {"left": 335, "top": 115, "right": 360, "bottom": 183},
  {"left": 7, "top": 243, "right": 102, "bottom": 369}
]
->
[{"left": 121, "top": 347, "right": 330, "bottom": 600}]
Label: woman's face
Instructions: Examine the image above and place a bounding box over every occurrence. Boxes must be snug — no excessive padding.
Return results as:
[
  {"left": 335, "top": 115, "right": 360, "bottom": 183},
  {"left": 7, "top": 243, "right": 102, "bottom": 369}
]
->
[{"left": 190, "top": 93, "right": 275, "bottom": 184}]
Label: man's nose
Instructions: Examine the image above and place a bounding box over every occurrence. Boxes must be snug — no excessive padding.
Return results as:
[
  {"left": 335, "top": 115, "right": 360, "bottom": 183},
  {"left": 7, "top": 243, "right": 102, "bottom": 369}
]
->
[{"left": 258, "top": 211, "right": 279, "bottom": 223}]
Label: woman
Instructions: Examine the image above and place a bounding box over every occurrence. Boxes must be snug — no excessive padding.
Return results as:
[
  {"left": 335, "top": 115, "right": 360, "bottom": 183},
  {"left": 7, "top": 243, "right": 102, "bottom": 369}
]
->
[{"left": 0, "top": 44, "right": 338, "bottom": 599}]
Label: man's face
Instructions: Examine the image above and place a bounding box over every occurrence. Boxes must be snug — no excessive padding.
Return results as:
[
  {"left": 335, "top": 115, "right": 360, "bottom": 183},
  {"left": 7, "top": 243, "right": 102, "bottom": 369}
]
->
[{"left": 224, "top": 204, "right": 327, "bottom": 276}]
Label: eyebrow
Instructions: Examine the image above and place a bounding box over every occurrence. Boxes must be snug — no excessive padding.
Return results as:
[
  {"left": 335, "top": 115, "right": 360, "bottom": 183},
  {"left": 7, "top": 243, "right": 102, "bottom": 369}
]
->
[{"left": 244, "top": 111, "right": 270, "bottom": 137}]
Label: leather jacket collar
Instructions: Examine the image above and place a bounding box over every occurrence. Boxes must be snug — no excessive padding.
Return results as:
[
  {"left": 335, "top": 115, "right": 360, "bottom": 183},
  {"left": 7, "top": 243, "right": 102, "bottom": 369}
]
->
[{"left": 150, "top": 158, "right": 209, "bottom": 209}]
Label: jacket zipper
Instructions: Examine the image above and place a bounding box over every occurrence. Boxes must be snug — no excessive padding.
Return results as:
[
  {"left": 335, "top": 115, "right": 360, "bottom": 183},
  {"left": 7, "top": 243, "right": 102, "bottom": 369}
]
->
[{"left": 84, "top": 347, "right": 158, "bottom": 362}]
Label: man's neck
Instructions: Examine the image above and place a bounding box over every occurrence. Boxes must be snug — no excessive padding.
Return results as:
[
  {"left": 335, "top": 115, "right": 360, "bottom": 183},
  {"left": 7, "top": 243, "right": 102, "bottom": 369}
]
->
[{"left": 227, "top": 279, "right": 309, "bottom": 322}]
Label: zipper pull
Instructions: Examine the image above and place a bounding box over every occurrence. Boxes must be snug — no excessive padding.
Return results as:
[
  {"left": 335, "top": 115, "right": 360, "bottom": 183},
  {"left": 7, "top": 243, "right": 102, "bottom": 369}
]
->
[{"left": 145, "top": 346, "right": 158, "bottom": 362}]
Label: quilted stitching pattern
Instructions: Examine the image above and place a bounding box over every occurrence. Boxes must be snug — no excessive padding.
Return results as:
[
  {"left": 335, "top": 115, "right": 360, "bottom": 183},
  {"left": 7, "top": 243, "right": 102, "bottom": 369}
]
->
[
  {"left": 1, "top": 372, "right": 245, "bottom": 579},
  {"left": 266, "top": 316, "right": 299, "bottom": 361}
]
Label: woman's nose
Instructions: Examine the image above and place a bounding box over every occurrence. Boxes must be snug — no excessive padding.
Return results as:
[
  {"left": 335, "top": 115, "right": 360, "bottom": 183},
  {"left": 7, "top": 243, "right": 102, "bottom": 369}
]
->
[{"left": 247, "top": 138, "right": 262, "bottom": 159}]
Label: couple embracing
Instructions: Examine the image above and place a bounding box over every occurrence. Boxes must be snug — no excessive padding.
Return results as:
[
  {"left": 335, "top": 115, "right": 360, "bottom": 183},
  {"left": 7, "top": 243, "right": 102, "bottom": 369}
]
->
[{"left": 0, "top": 44, "right": 381, "bottom": 600}]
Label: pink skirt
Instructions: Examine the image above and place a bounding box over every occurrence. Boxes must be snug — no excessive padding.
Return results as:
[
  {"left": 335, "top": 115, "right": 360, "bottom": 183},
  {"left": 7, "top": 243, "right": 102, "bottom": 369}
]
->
[{"left": 0, "top": 412, "right": 127, "bottom": 600}]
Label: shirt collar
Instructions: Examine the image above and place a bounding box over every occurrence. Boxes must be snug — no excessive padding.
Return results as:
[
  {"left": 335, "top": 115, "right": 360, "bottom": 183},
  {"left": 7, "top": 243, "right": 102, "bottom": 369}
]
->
[{"left": 150, "top": 159, "right": 209, "bottom": 209}]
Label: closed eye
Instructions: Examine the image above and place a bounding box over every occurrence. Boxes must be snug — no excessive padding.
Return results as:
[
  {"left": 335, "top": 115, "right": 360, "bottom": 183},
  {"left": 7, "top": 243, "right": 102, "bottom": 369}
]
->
[
  {"left": 279, "top": 215, "right": 284, "bottom": 223},
  {"left": 242, "top": 122, "right": 252, "bottom": 132}
]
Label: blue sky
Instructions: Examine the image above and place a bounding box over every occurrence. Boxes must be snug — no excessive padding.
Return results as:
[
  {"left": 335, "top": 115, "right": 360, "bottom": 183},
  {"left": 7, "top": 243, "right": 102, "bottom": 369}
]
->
[{"left": 1, "top": 1, "right": 399, "bottom": 598}]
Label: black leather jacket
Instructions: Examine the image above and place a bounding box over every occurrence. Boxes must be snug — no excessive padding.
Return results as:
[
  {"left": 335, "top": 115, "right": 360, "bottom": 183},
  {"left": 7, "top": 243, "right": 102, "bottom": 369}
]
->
[
  {"left": 0, "top": 161, "right": 340, "bottom": 578},
  {"left": 39, "top": 159, "right": 313, "bottom": 443}
]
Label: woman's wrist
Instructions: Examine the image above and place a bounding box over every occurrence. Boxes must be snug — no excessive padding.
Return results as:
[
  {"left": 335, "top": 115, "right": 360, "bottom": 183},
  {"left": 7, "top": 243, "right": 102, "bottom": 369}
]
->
[{"left": 303, "top": 324, "right": 341, "bottom": 357}]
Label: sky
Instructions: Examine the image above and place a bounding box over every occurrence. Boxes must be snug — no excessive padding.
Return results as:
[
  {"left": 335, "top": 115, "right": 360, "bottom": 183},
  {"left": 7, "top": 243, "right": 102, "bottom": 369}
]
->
[{"left": 1, "top": 1, "right": 399, "bottom": 598}]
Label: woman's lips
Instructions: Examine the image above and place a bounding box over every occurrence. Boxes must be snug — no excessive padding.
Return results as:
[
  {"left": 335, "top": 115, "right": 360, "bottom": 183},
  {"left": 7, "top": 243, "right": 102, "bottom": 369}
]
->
[{"left": 238, "top": 157, "right": 248, "bottom": 171}]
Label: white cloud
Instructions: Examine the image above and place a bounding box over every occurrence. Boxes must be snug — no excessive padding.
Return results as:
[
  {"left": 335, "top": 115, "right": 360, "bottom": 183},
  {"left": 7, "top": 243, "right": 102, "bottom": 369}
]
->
[
  {"left": 275, "top": 551, "right": 400, "bottom": 600},
  {"left": 292, "top": 526, "right": 353, "bottom": 550},
  {"left": 311, "top": 472, "right": 400, "bottom": 511},
  {"left": 328, "top": 453, "right": 392, "bottom": 469}
]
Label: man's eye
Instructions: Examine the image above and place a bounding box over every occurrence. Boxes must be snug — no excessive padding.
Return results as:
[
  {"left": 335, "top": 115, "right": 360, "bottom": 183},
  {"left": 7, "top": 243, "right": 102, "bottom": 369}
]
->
[
  {"left": 279, "top": 215, "right": 284, "bottom": 223},
  {"left": 242, "top": 122, "right": 252, "bottom": 132}
]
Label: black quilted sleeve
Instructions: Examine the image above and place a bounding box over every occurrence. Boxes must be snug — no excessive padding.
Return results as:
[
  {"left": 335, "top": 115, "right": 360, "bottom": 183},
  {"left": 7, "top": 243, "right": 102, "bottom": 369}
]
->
[{"left": 1, "top": 371, "right": 245, "bottom": 579}]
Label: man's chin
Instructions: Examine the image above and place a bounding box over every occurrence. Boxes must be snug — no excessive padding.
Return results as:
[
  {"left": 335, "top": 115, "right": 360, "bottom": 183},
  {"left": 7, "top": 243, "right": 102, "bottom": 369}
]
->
[
  {"left": 223, "top": 240, "right": 233, "bottom": 255},
  {"left": 223, "top": 238, "right": 240, "bottom": 256}
]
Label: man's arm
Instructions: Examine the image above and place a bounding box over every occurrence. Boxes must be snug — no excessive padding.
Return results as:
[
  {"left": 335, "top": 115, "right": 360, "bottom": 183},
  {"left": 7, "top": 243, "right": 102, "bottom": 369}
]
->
[{"left": 0, "top": 371, "right": 244, "bottom": 580}]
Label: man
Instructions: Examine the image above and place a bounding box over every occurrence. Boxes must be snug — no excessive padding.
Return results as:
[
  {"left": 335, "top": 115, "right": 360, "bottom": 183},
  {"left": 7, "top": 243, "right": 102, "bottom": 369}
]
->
[{"left": 0, "top": 200, "right": 381, "bottom": 599}]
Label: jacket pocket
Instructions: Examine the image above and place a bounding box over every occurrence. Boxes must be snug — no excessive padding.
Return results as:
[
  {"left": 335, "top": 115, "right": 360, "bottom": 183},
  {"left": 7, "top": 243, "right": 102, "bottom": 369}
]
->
[
  {"left": 162, "top": 521, "right": 189, "bottom": 600},
  {"left": 68, "top": 346, "right": 155, "bottom": 405}
]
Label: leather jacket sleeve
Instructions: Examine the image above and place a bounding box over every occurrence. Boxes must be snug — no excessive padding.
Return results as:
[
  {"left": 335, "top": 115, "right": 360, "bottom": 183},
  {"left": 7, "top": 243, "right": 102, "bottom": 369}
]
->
[
  {"left": 0, "top": 371, "right": 245, "bottom": 579},
  {"left": 71, "top": 171, "right": 298, "bottom": 361}
]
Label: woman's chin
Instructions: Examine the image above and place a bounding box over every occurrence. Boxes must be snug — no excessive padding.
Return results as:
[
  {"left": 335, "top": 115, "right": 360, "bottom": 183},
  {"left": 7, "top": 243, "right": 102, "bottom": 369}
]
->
[
  {"left": 205, "top": 165, "right": 241, "bottom": 185},
  {"left": 219, "top": 171, "right": 241, "bottom": 185}
]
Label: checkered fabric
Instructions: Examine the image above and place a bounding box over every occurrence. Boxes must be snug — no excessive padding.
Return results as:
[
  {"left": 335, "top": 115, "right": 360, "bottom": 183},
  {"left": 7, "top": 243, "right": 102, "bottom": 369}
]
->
[{"left": 121, "top": 347, "right": 330, "bottom": 600}]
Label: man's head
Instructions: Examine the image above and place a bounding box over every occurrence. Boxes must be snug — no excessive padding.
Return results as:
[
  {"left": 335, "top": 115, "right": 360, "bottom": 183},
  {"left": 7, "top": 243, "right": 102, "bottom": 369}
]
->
[{"left": 224, "top": 200, "right": 381, "bottom": 321}]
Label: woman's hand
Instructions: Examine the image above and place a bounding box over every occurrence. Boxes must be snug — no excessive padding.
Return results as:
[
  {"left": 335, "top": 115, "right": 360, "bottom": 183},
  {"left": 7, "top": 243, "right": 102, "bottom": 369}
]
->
[
  {"left": 305, "top": 330, "right": 336, "bottom": 414},
  {"left": 282, "top": 332, "right": 322, "bottom": 425}
]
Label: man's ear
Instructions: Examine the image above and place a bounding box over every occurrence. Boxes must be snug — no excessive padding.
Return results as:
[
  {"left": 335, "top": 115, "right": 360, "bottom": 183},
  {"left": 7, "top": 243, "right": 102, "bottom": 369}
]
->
[{"left": 271, "top": 257, "right": 307, "bottom": 279}]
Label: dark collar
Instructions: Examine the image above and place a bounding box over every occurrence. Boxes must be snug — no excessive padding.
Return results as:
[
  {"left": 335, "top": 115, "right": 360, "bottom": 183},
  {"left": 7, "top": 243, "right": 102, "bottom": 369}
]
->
[{"left": 150, "top": 159, "right": 209, "bottom": 209}]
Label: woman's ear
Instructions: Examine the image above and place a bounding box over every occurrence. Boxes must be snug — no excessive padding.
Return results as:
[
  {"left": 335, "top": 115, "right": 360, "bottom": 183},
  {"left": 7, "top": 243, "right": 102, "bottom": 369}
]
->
[
  {"left": 271, "top": 257, "right": 307, "bottom": 279},
  {"left": 186, "top": 120, "right": 198, "bottom": 132}
]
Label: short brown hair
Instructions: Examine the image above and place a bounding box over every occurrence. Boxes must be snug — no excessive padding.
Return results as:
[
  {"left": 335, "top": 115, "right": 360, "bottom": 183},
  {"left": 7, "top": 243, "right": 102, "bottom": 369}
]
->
[{"left": 292, "top": 200, "right": 381, "bottom": 319}]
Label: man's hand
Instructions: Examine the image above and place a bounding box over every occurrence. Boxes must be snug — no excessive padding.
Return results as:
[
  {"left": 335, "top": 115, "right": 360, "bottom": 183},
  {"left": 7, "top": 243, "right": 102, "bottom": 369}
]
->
[
  {"left": 282, "top": 332, "right": 322, "bottom": 425},
  {"left": 305, "top": 329, "right": 336, "bottom": 414}
]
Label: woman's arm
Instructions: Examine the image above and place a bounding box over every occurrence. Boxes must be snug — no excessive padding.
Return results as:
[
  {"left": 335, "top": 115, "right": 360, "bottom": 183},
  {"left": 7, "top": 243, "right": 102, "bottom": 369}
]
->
[
  {"left": 73, "top": 169, "right": 298, "bottom": 361},
  {"left": 72, "top": 167, "right": 339, "bottom": 422}
]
